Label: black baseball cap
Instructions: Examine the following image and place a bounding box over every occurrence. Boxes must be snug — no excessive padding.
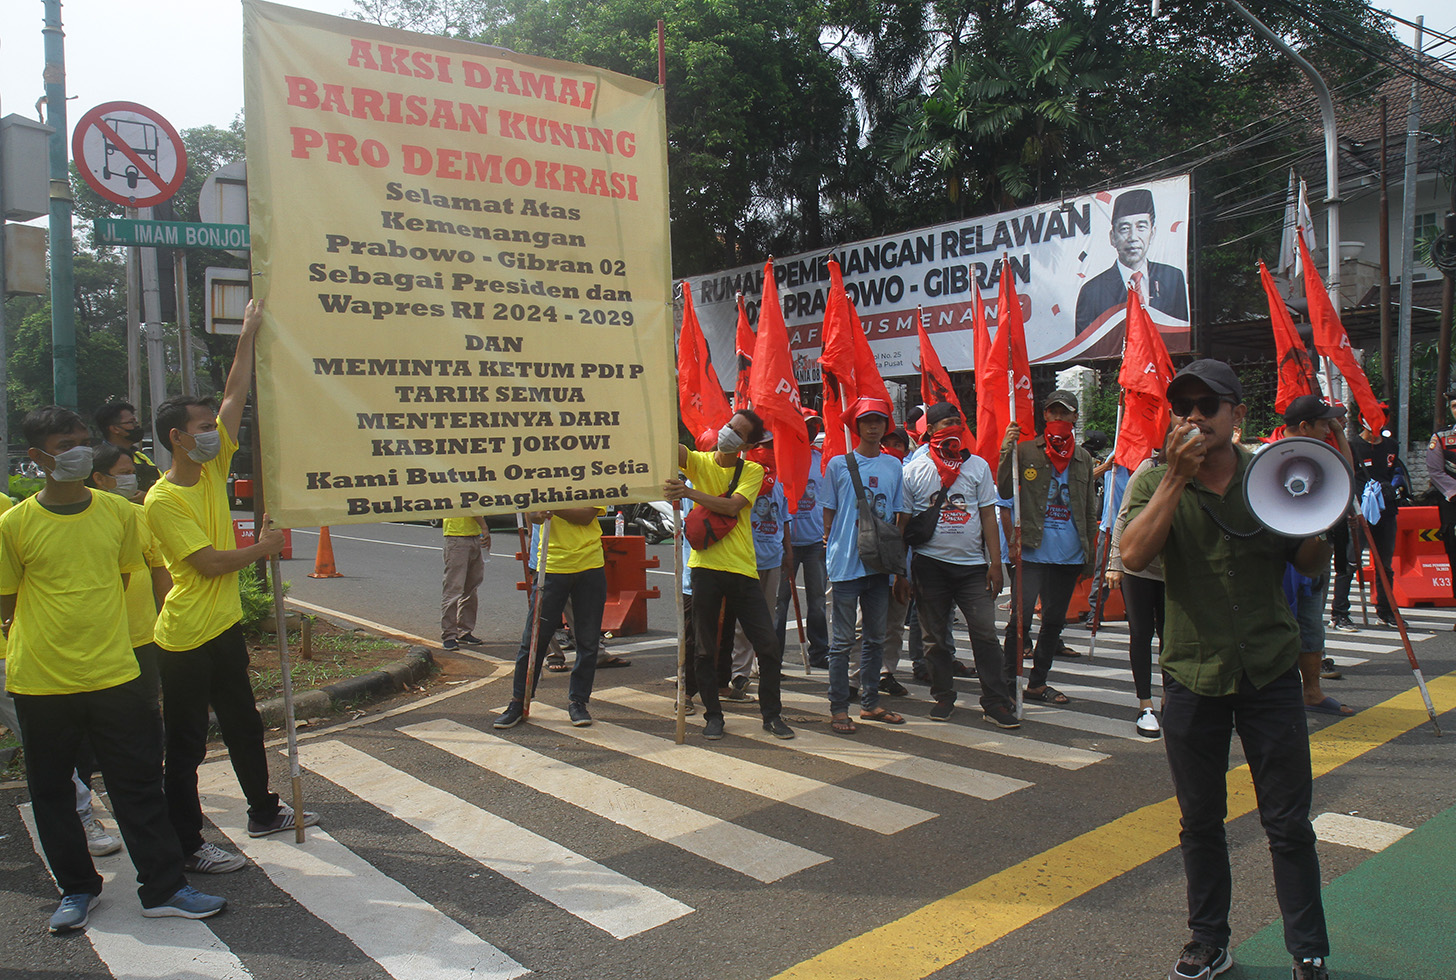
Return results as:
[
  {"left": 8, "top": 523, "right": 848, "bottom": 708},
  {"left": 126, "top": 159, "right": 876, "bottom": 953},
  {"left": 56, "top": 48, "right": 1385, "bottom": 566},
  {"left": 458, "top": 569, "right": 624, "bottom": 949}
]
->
[
  {"left": 926, "top": 402, "right": 962, "bottom": 426},
  {"left": 1045, "top": 390, "right": 1080, "bottom": 412},
  {"left": 1167, "top": 359, "right": 1243, "bottom": 403},
  {"left": 1283, "top": 394, "right": 1346, "bottom": 428}
]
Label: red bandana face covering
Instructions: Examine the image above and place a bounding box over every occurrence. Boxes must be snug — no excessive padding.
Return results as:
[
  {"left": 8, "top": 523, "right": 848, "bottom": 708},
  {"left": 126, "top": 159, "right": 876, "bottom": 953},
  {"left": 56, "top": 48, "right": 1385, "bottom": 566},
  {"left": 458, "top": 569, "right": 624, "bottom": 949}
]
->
[
  {"left": 746, "top": 446, "right": 777, "bottom": 494},
  {"left": 1044, "top": 420, "right": 1075, "bottom": 474},
  {"left": 929, "top": 424, "right": 969, "bottom": 487}
]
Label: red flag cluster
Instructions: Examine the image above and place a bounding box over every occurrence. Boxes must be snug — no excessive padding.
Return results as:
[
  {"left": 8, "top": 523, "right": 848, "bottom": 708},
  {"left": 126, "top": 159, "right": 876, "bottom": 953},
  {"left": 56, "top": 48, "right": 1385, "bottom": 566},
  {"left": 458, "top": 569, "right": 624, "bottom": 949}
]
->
[
  {"left": 818, "top": 257, "right": 893, "bottom": 470},
  {"left": 1297, "top": 232, "right": 1385, "bottom": 432},
  {"left": 1116, "top": 289, "right": 1175, "bottom": 469},
  {"left": 1259, "top": 260, "right": 1319, "bottom": 413},
  {"left": 974, "top": 262, "right": 1034, "bottom": 466},
  {"left": 915, "top": 307, "right": 963, "bottom": 418},
  {"left": 676, "top": 282, "right": 732, "bottom": 449},
  {"left": 748, "top": 261, "right": 811, "bottom": 513}
]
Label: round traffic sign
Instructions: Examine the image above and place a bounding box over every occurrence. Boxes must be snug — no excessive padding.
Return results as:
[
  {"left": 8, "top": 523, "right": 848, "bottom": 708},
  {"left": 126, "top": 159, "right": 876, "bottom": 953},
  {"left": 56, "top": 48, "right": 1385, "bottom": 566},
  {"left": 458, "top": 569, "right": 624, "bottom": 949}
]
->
[{"left": 72, "top": 101, "right": 187, "bottom": 208}]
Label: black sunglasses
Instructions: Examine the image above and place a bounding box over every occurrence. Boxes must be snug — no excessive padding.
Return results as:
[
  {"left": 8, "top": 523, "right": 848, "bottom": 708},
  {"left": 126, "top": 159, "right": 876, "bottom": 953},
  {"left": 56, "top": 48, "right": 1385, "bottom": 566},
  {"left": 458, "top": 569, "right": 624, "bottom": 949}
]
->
[{"left": 1169, "top": 395, "right": 1232, "bottom": 418}]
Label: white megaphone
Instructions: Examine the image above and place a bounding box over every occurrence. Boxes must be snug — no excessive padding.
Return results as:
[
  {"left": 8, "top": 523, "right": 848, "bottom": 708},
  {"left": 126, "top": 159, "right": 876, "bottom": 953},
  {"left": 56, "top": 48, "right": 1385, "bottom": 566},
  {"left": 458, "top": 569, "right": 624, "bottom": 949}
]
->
[{"left": 1244, "top": 436, "right": 1355, "bottom": 537}]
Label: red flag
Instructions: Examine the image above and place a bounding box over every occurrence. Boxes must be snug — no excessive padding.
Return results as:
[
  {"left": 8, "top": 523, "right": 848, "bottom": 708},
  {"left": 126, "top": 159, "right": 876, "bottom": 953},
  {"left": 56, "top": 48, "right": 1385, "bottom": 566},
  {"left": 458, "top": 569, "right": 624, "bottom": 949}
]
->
[
  {"left": 1299, "top": 233, "right": 1384, "bottom": 431},
  {"left": 916, "top": 306, "right": 963, "bottom": 417},
  {"left": 817, "top": 257, "right": 892, "bottom": 468},
  {"left": 998, "top": 260, "right": 1035, "bottom": 438},
  {"left": 972, "top": 282, "right": 1000, "bottom": 466},
  {"left": 1259, "top": 260, "right": 1319, "bottom": 413},
  {"left": 733, "top": 294, "right": 754, "bottom": 410},
  {"left": 677, "top": 282, "right": 733, "bottom": 447},
  {"left": 749, "top": 261, "right": 811, "bottom": 513},
  {"left": 1115, "top": 289, "right": 1175, "bottom": 469}
]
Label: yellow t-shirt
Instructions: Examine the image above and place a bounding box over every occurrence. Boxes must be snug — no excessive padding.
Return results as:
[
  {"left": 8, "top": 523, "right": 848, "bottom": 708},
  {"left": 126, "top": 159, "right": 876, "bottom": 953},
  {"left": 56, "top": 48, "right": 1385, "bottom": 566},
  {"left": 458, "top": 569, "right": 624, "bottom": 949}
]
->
[
  {"left": 683, "top": 451, "right": 764, "bottom": 577},
  {"left": 123, "top": 509, "right": 167, "bottom": 647},
  {"left": 0, "top": 494, "right": 12, "bottom": 661},
  {"left": 442, "top": 517, "right": 484, "bottom": 536},
  {"left": 537, "top": 507, "right": 606, "bottom": 574},
  {"left": 0, "top": 491, "right": 144, "bottom": 695},
  {"left": 144, "top": 419, "right": 242, "bottom": 651}
]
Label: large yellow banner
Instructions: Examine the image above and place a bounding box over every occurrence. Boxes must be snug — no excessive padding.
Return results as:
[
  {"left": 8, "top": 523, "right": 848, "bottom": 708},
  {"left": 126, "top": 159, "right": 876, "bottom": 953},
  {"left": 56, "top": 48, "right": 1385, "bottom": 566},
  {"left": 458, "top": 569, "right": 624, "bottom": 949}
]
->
[{"left": 243, "top": 0, "right": 674, "bottom": 528}]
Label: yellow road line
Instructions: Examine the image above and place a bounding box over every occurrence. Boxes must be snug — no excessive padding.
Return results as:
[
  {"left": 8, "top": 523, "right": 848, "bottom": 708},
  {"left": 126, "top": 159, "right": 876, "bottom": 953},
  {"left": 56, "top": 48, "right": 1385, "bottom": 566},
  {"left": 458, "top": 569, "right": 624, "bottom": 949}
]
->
[{"left": 772, "top": 674, "right": 1455, "bottom": 980}]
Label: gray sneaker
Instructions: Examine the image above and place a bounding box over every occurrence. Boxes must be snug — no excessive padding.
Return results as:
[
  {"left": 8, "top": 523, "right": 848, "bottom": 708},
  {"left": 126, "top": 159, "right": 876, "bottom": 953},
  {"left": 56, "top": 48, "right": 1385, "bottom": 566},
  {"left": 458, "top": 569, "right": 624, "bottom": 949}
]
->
[
  {"left": 142, "top": 885, "right": 226, "bottom": 920},
  {"left": 703, "top": 717, "right": 725, "bottom": 740},
  {"left": 184, "top": 842, "right": 246, "bottom": 874},
  {"left": 48, "top": 893, "right": 98, "bottom": 934},
  {"left": 84, "top": 818, "right": 121, "bottom": 857}
]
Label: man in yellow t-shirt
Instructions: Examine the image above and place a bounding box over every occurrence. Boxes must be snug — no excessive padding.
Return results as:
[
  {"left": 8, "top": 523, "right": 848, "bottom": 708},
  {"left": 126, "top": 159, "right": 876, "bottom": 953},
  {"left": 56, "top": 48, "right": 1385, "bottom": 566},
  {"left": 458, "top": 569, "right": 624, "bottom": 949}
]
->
[
  {"left": 2, "top": 407, "right": 225, "bottom": 933},
  {"left": 663, "top": 409, "right": 794, "bottom": 741},
  {"left": 493, "top": 506, "right": 608, "bottom": 729},
  {"left": 440, "top": 516, "right": 490, "bottom": 650},
  {"left": 144, "top": 299, "right": 314, "bottom": 877}
]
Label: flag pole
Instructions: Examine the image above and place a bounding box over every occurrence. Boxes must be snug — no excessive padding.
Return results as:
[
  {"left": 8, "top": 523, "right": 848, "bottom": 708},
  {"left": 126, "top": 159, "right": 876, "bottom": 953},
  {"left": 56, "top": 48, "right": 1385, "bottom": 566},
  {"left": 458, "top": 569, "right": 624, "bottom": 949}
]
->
[
  {"left": 790, "top": 580, "right": 811, "bottom": 675},
  {"left": 1355, "top": 512, "right": 1441, "bottom": 734},
  {"left": 1009, "top": 366, "right": 1025, "bottom": 720},
  {"left": 673, "top": 498, "right": 688, "bottom": 743},
  {"left": 269, "top": 545, "right": 305, "bottom": 843},
  {"left": 1088, "top": 315, "right": 1134, "bottom": 661},
  {"left": 521, "top": 519, "right": 552, "bottom": 720}
]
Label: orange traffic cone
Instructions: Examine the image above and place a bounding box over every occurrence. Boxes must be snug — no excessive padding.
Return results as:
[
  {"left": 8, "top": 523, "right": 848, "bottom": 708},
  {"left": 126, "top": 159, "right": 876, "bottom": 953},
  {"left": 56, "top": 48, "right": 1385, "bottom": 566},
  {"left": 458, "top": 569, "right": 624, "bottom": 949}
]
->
[{"left": 308, "top": 525, "right": 344, "bottom": 578}]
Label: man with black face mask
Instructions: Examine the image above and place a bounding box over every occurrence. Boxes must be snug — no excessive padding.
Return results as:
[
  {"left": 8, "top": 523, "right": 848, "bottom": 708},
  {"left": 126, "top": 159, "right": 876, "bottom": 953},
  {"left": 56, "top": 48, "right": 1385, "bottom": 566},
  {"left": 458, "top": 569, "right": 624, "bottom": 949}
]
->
[{"left": 94, "top": 401, "right": 160, "bottom": 499}]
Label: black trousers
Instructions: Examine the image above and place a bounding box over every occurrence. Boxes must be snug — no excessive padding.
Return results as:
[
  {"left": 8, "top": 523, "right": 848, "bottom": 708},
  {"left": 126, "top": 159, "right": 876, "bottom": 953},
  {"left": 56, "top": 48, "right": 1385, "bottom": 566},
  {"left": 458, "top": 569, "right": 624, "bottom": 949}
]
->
[
  {"left": 159, "top": 623, "right": 280, "bottom": 853},
  {"left": 1439, "top": 495, "right": 1456, "bottom": 601},
  {"left": 690, "top": 567, "right": 783, "bottom": 723},
  {"left": 912, "top": 554, "right": 1012, "bottom": 711},
  {"left": 1122, "top": 575, "right": 1165, "bottom": 701},
  {"left": 1162, "top": 668, "right": 1328, "bottom": 958},
  {"left": 15, "top": 678, "right": 187, "bottom": 906},
  {"left": 1331, "top": 513, "right": 1396, "bottom": 620},
  {"left": 1002, "top": 561, "right": 1081, "bottom": 690},
  {"left": 682, "top": 591, "right": 733, "bottom": 699}
]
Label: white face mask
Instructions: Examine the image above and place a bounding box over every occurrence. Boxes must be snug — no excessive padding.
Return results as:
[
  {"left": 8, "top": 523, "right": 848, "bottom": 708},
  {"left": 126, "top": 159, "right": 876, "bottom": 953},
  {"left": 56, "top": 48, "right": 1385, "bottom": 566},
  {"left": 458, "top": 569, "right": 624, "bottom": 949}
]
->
[
  {"left": 717, "top": 424, "right": 745, "bottom": 453},
  {"left": 41, "top": 445, "right": 95, "bottom": 482},
  {"left": 107, "top": 474, "right": 139, "bottom": 497},
  {"left": 185, "top": 430, "right": 223, "bottom": 463}
]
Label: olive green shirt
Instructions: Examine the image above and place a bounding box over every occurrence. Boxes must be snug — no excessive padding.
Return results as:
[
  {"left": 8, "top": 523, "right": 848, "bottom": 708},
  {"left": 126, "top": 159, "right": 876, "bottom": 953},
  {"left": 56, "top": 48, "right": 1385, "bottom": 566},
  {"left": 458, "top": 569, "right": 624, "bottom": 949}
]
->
[{"left": 1123, "top": 449, "right": 1301, "bottom": 696}]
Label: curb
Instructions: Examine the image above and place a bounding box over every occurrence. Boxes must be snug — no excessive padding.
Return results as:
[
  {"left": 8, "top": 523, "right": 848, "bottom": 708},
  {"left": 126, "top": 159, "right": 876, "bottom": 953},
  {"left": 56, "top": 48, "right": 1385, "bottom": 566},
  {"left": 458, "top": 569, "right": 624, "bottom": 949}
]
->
[{"left": 255, "top": 645, "right": 436, "bottom": 728}]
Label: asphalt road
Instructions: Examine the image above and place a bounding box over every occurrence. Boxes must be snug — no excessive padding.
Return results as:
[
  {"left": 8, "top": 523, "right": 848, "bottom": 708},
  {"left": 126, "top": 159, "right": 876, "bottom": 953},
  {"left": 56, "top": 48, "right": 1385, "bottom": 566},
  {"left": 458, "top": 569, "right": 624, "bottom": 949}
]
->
[{"left": 2, "top": 520, "right": 1453, "bottom": 980}]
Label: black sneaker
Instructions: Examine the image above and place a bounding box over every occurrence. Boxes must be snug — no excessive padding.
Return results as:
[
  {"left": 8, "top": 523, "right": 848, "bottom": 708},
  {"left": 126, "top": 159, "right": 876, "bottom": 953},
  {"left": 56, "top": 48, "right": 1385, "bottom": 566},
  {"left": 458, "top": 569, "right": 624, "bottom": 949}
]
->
[
  {"left": 762, "top": 717, "right": 795, "bottom": 739},
  {"left": 879, "top": 673, "right": 909, "bottom": 697},
  {"left": 442, "top": 638, "right": 459, "bottom": 651},
  {"left": 567, "top": 701, "right": 592, "bottom": 727},
  {"left": 982, "top": 704, "right": 1021, "bottom": 729},
  {"left": 458, "top": 632, "right": 483, "bottom": 645},
  {"left": 724, "top": 675, "right": 752, "bottom": 701},
  {"left": 1292, "top": 957, "right": 1329, "bottom": 980},
  {"left": 929, "top": 700, "right": 955, "bottom": 722},
  {"left": 493, "top": 701, "right": 525, "bottom": 729},
  {"left": 1170, "top": 940, "right": 1231, "bottom": 979},
  {"left": 703, "top": 717, "right": 725, "bottom": 740},
  {"left": 1319, "top": 657, "right": 1343, "bottom": 680},
  {"left": 1330, "top": 614, "right": 1357, "bottom": 633}
]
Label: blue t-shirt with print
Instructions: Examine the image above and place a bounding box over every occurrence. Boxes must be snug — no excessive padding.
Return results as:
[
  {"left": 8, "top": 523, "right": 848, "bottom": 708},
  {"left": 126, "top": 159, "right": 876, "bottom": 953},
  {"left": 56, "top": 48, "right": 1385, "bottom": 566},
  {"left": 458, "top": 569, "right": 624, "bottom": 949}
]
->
[
  {"left": 751, "top": 481, "right": 791, "bottom": 569},
  {"left": 822, "top": 450, "right": 908, "bottom": 582},
  {"left": 1022, "top": 467, "right": 1084, "bottom": 565},
  {"left": 789, "top": 449, "right": 825, "bottom": 546}
]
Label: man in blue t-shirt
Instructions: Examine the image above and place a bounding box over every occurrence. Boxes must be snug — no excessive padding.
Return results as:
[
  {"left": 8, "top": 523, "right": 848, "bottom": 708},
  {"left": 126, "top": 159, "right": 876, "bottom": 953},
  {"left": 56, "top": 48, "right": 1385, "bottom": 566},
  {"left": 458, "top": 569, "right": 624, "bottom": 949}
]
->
[
  {"left": 776, "top": 412, "right": 827, "bottom": 668},
  {"left": 822, "top": 396, "right": 909, "bottom": 733},
  {"left": 997, "top": 390, "right": 1098, "bottom": 707}
]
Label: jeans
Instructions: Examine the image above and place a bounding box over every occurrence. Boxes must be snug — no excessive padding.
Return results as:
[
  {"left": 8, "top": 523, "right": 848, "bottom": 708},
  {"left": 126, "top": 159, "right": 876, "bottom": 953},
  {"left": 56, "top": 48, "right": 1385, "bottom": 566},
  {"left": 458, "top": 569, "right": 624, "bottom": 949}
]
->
[
  {"left": 690, "top": 568, "right": 784, "bottom": 723},
  {"left": 1162, "top": 668, "right": 1328, "bottom": 957},
  {"left": 1122, "top": 575, "right": 1165, "bottom": 701},
  {"left": 159, "top": 623, "right": 280, "bottom": 854},
  {"left": 777, "top": 542, "right": 829, "bottom": 664},
  {"left": 828, "top": 574, "right": 889, "bottom": 713},
  {"left": 1002, "top": 561, "right": 1081, "bottom": 691},
  {"left": 15, "top": 678, "right": 187, "bottom": 906},
  {"left": 912, "top": 555, "right": 1012, "bottom": 711},
  {"left": 850, "top": 585, "right": 909, "bottom": 682},
  {"left": 1331, "top": 512, "right": 1395, "bottom": 620},
  {"left": 511, "top": 567, "right": 606, "bottom": 706}
]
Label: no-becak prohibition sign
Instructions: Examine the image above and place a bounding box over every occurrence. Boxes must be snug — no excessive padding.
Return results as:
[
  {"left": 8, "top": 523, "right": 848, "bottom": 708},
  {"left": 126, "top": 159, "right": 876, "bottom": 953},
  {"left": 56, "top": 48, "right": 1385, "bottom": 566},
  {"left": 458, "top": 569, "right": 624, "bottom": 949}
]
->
[{"left": 72, "top": 101, "right": 188, "bottom": 209}]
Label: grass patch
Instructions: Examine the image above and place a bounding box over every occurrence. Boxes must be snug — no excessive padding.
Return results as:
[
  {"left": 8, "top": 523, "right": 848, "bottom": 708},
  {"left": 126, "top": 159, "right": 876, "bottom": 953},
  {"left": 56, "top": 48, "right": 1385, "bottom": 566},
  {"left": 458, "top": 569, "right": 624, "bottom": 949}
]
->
[{"left": 246, "top": 618, "right": 410, "bottom": 702}]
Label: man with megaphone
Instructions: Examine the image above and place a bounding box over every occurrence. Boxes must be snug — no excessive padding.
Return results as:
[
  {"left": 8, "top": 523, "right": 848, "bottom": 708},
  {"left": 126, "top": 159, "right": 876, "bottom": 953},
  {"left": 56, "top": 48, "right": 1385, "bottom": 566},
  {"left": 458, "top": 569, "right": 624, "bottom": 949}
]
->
[{"left": 1120, "top": 360, "right": 1334, "bottom": 980}]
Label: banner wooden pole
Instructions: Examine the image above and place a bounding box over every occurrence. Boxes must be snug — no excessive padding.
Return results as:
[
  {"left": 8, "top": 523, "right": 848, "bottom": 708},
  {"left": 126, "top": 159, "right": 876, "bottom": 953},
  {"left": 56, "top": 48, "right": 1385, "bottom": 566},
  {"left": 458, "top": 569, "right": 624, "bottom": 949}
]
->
[
  {"left": 1356, "top": 512, "right": 1441, "bottom": 734},
  {"left": 1009, "top": 368, "right": 1025, "bottom": 720},
  {"left": 522, "top": 520, "right": 553, "bottom": 719},
  {"left": 673, "top": 500, "right": 687, "bottom": 743},
  {"left": 269, "top": 550, "right": 306, "bottom": 842}
]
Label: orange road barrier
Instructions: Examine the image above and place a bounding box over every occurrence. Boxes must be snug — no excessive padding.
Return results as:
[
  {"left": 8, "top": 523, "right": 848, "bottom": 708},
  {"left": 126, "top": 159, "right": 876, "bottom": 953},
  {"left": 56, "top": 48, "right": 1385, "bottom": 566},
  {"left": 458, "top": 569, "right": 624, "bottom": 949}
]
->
[
  {"left": 233, "top": 518, "right": 292, "bottom": 560},
  {"left": 308, "top": 525, "right": 344, "bottom": 579},
  {"left": 600, "top": 534, "right": 661, "bottom": 635},
  {"left": 1364, "top": 505, "right": 1456, "bottom": 608}
]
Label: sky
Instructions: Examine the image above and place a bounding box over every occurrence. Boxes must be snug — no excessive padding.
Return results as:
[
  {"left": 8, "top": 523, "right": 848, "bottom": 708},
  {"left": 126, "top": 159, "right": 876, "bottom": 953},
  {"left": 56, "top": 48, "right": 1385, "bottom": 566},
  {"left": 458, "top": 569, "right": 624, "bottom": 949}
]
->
[{"left": 1, "top": 0, "right": 1453, "bottom": 156}]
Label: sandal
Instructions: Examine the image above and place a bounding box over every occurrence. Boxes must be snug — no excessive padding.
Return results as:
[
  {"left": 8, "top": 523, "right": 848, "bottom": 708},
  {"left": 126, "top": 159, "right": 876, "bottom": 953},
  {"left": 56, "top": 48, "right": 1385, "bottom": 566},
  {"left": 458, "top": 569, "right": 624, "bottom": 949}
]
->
[
  {"left": 859, "top": 707, "right": 906, "bottom": 725},
  {"left": 1024, "top": 686, "right": 1070, "bottom": 705},
  {"left": 546, "top": 661, "right": 570, "bottom": 672},
  {"left": 830, "top": 713, "right": 857, "bottom": 734}
]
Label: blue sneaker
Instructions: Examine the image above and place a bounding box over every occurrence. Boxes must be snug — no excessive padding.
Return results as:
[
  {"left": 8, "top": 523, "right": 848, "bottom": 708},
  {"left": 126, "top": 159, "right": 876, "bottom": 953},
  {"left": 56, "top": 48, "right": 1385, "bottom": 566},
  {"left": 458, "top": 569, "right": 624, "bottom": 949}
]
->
[
  {"left": 142, "top": 885, "right": 226, "bottom": 919},
  {"left": 49, "top": 893, "right": 98, "bottom": 934}
]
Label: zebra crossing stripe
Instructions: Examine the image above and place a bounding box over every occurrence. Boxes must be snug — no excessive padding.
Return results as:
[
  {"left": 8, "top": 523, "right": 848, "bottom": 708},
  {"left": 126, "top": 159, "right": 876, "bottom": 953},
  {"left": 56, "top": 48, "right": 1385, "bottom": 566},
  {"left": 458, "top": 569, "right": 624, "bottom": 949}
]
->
[
  {"left": 526, "top": 703, "right": 934, "bottom": 835},
  {"left": 1014, "top": 702, "right": 1148, "bottom": 741},
  {"left": 19, "top": 803, "right": 254, "bottom": 980},
  {"left": 298, "top": 740, "right": 692, "bottom": 938},
  {"left": 400, "top": 718, "right": 828, "bottom": 883},
  {"left": 196, "top": 764, "right": 527, "bottom": 980},
  {"left": 1042, "top": 681, "right": 1145, "bottom": 710},
  {"left": 774, "top": 690, "right": 1108, "bottom": 771},
  {"left": 593, "top": 687, "right": 1033, "bottom": 801}
]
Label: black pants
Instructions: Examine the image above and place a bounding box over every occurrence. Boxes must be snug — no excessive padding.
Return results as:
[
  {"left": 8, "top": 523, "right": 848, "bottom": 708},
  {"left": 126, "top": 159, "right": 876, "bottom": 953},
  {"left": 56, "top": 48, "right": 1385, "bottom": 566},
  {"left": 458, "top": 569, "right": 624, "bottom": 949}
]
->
[
  {"left": 690, "top": 567, "right": 783, "bottom": 723},
  {"left": 16, "top": 678, "right": 187, "bottom": 906},
  {"left": 1331, "top": 513, "right": 1396, "bottom": 620},
  {"left": 913, "top": 554, "right": 1011, "bottom": 711},
  {"left": 1439, "top": 496, "right": 1456, "bottom": 601},
  {"left": 159, "top": 623, "right": 280, "bottom": 853},
  {"left": 511, "top": 567, "right": 605, "bottom": 705},
  {"left": 1122, "top": 575, "right": 1165, "bottom": 701},
  {"left": 1002, "top": 561, "right": 1081, "bottom": 690},
  {"left": 1162, "top": 668, "right": 1327, "bottom": 958}
]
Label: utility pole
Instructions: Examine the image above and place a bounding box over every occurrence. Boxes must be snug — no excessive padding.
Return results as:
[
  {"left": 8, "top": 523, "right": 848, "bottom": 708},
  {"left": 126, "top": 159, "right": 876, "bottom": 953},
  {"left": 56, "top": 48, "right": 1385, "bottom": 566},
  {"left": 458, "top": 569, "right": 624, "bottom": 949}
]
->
[
  {"left": 1397, "top": 19, "right": 1422, "bottom": 452},
  {"left": 43, "top": 0, "right": 76, "bottom": 409},
  {"left": 1380, "top": 98, "right": 1393, "bottom": 398}
]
